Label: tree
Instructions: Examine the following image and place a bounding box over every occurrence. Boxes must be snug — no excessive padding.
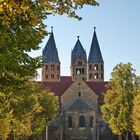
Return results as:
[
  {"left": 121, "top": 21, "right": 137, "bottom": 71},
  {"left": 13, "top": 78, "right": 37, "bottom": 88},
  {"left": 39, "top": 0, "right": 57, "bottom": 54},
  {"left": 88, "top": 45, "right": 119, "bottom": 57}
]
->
[
  {"left": 0, "top": 82, "right": 58, "bottom": 139},
  {"left": 132, "top": 92, "right": 140, "bottom": 136},
  {"left": 0, "top": 0, "right": 98, "bottom": 138},
  {"left": 101, "top": 63, "right": 140, "bottom": 140},
  {"left": 0, "top": 92, "right": 13, "bottom": 140}
]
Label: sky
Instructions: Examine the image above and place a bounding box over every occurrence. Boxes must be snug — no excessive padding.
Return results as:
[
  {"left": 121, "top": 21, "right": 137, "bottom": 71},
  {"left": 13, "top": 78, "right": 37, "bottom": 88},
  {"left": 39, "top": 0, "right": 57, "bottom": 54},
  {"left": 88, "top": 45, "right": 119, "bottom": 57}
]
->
[{"left": 31, "top": 0, "right": 140, "bottom": 81}]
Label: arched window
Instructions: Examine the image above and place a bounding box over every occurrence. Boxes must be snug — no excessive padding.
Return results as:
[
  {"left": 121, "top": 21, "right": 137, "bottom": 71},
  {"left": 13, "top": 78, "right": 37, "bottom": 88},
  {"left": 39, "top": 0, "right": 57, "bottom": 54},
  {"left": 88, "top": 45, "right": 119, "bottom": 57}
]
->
[
  {"left": 51, "top": 74, "right": 54, "bottom": 79},
  {"left": 90, "top": 116, "right": 94, "bottom": 127},
  {"left": 101, "top": 73, "right": 103, "bottom": 79},
  {"left": 101, "top": 64, "right": 103, "bottom": 70},
  {"left": 51, "top": 64, "right": 55, "bottom": 70},
  {"left": 78, "top": 91, "right": 81, "bottom": 97},
  {"left": 94, "top": 64, "right": 98, "bottom": 70},
  {"left": 89, "top": 64, "right": 92, "bottom": 70},
  {"left": 68, "top": 116, "right": 72, "bottom": 128},
  {"left": 78, "top": 61, "right": 82, "bottom": 66},
  {"left": 76, "top": 68, "right": 81, "bottom": 75},
  {"left": 82, "top": 68, "right": 84, "bottom": 74},
  {"left": 57, "top": 65, "right": 60, "bottom": 70},
  {"left": 46, "top": 65, "right": 48, "bottom": 70},
  {"left": 95, "top": 73, "right": 98, "bottom": 79},
  {"left": 46, "top": 75, "right": 48, "bottom": 79},
  {"left": 76, "top": 68, "right": 80, "bottom": 74},
  {"left": 89, "top": 74, "right": 92, "bottom": 79},
  {"left": 79, "top": 115, "right": 85, "bottom": 127}
]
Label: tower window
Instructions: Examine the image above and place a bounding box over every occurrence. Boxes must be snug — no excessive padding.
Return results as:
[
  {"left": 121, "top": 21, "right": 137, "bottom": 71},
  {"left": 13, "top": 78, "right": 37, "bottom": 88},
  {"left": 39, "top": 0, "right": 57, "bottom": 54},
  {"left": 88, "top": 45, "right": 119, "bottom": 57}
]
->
[
  {"left": 101, "top": 64, "right": 103, "bottom": 70},
  {"left": 68, "top": 116, "right": 72, "bottom": 128},
  {"left": 78, "top": 61, "right": 82, "bottom": 66},
  {"left": 46, "top": 65, "right": 48, "bottom": 70},
  {"left": 101, "top": 73, "right": 103, "bottom": 79},
  {"left": 82, "top": 68, "right": 84, "bottom": 74},
  {"left": 89, "top": 74, "right": 92, "bottom": 79},
  {"left": 79, "top": 115, "right": 85, "bottom": 127},
  {"left": 51, "top": 64, "right": 55, "bottom": 70},
  {"left": 76, "top": 68, "right": 81, "bottom": 75},
  {"left": 90, "top": 116, "right": 94, "bottom": 127},
  {"left": 57, "top": 65, "right": 60, "bottom": 70},
  {"left": 89, "top": 64, "right": 92, "bottom": 70},
  {"left": 46, "top": 75, "right": 48, "bottom": 79},
  {"left": 78, "top": 91, "right": 81, "bottom": 97},
  {"left": 51, "top": 74, "right": 54, "bottom": 79},
  {"left": 95, "top": 73, "right": 98, "bottom": 79},
  {"left": 94, "top": 64, "right": 98, "bottom": 70}
]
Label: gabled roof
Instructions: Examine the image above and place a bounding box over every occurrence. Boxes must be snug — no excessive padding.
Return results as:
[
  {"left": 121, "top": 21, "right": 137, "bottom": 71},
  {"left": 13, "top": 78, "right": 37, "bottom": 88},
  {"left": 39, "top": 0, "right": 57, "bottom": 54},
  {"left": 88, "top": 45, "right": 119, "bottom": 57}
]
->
[
  {"left": 88, "top": 28, "right": 104, "bottom": 63},
  {"left": 86, "top": 81, "right": 108, "bottom": 95},
  {"left": 42, "top": 76, "right": 73, "bottom": 96},
  {"left": 41, "top": 76, "right": 108, "bottom": 97},
  {"left": 68, "top": 98, "right": 94, "bottom": 111},
  {"left": 71, "top": 37, "right": 87, "bottom": 65},
  {"left": 43, "top": 32, "right": 60, "bottom": 63}
]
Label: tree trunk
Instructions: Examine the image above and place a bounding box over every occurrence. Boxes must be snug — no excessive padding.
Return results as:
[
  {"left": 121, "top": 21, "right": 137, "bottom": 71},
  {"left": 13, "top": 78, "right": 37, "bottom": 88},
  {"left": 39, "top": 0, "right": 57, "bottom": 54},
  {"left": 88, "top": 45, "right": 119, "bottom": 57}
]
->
[
  {"left": 125, "top": 131, "right": 129, "bottom": 140},
  {"left": 131, "top": 132, "right": 136, "bottom": 140},
  {"left": 118, "top": 135, "right": 122, "bottom": 140}
]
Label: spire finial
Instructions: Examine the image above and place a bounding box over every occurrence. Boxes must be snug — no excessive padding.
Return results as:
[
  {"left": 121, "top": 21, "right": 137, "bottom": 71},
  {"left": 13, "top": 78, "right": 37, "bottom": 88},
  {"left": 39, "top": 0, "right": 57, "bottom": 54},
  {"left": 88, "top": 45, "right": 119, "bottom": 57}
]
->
[
  {"left": 51, "top": 26, "right": 53, "bottom": 33},
  {"left": 94, "top": 27, "right": 96, "bottom": 31},
  {"left": 77, "top": 36, "right": 80, "bottom": 39}
]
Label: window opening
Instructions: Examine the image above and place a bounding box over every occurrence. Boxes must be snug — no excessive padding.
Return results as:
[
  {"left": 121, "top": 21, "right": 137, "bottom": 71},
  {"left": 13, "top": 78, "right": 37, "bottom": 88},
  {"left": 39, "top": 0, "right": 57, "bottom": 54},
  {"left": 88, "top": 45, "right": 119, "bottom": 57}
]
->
[
  {"left": 68, "top": 116, "right": 72, "bottom": 128},
  {"left": 79, "top": 115, "right": 85, "bottom": 127},
  {"left": 94, "top": 64, "right": 98, "bottom": 70},
  {"left": 95, "top": 73, "right": 98, "bottom": 79},
  {"left": 51, "top": 64, "right": 55, "bottom": 70},
  {"left": 78, "top": 91, "right": 81, "bottom": 97}
]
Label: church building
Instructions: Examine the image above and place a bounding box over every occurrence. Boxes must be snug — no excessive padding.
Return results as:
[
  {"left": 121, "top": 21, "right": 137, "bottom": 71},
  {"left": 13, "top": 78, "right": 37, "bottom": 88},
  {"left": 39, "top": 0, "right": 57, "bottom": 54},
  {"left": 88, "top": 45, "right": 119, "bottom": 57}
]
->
[{"left": 42, "top": 27, "right": 112, "bottom": 140}]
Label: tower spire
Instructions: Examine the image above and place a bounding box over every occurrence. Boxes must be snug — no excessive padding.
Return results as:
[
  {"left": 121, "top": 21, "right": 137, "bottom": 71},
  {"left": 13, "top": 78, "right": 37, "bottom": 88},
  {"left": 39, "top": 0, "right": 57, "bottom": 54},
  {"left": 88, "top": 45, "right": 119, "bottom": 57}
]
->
[
  {"left": 71, "top": 36, "right": 87, "bottom": 81},
  {"left": 88, "top": 27, "right": 103, "bottom": 63},
  {"left": 42, "top": 28, "right": 61, "bottom": 81},
  {"left": 51, "top": 26, "right": 53, "bottom": 33},
  {"left": 87, "top": 27, "right": 104, "bottom": 81}
]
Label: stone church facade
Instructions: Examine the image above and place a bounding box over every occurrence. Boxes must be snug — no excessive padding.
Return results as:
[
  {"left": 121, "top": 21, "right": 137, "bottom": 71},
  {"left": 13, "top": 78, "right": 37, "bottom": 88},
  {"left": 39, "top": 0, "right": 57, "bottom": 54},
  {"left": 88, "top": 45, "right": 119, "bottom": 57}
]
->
[{"left": 42, "top": 27, "right": 112, "bottom": 140}]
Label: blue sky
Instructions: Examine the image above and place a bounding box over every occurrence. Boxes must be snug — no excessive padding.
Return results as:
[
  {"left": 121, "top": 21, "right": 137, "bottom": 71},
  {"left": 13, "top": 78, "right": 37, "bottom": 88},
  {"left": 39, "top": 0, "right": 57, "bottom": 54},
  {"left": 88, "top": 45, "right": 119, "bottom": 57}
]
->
[{"left": 32, "top": 0, "right": 140, "bottom": 81}]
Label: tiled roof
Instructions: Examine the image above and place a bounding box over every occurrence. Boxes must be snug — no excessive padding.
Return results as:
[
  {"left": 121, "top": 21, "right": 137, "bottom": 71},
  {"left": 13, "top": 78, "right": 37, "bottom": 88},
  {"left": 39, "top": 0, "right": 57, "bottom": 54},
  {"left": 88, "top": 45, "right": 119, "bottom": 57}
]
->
[
  {"left": 42, "top": 32, "right": 60, "bottom": 63},
  {"left": 88, "top": 28, "right": 104, "bottom": 63},
  {"left": 42, "top": 76, "right": 73, "bottom": 96},
  {"left": 41, "top": 76, "right": 108, "bottom": 97},
  {"left": 86, "top": 81, "right": 108, "bottom": 95},
  {"left": 68, "top": 98, "right": 94, "bottom": 111},
  {"left": 71, "top": 38, "right": 87, "bottom": 65}
]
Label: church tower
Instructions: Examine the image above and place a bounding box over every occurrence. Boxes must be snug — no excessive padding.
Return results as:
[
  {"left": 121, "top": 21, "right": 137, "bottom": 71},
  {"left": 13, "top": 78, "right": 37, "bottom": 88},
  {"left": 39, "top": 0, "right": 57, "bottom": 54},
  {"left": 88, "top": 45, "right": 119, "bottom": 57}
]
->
[
  {"left": 87, "top": 27, "right": 104, "bottom": 81},
  {"left": 42, "top": 27, "right": 60, "bottom": 81},
  {"left": 71, "top": 36, "right": 87, "bottom": 81}
]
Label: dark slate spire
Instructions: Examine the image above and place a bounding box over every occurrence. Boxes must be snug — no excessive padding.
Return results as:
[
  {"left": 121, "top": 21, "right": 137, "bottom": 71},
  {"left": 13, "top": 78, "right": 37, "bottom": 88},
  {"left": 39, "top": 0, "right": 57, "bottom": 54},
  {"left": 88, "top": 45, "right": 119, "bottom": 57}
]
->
[
  {"left": 88, "top": 27, "right": 104, "bottom": 63},
  {"left": 71, "top": 36, "right": 87, "bottom": 65},
  {"left": 43, "top": 27, "right": 60, "bottom": 63}
]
